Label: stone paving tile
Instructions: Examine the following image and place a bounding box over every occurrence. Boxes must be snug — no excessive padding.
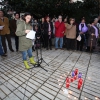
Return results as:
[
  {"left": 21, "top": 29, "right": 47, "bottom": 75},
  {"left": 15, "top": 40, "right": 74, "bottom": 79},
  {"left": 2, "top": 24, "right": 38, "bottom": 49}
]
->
[{"left": 0, "top": 39, "right": 100, "bottom": 100}]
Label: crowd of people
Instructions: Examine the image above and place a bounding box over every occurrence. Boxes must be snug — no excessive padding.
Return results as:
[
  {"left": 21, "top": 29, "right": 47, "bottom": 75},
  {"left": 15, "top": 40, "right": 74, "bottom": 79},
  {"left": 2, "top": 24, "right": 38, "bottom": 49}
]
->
[{"left": 0, "top": 10, "right": 100, "bottom": 69}]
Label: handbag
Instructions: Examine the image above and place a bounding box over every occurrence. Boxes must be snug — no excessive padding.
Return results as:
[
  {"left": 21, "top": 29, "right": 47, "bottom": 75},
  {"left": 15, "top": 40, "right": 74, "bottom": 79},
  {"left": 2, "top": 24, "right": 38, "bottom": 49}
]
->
[{"left": 77, "top": 34, "right": 81, "bottom": 41}]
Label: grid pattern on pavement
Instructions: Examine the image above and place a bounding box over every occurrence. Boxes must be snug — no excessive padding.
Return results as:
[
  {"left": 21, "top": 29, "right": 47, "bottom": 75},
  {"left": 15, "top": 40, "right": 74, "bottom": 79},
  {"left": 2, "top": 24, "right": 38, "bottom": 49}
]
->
[{"left": 0, "top": 47, "right": 100, "bottom": 100}]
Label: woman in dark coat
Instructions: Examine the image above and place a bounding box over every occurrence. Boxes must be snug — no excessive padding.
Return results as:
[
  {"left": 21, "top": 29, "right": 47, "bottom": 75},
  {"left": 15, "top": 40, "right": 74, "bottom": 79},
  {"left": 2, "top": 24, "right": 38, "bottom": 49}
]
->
[
  {"left": 87, "top": 19, "right": 99, "bottom": 52},
  {"left": 77, "top": 18, "right": 88, "bottom": 51},
  {"left": 43, "top": 16, "right": 53, "bottom": 50}
]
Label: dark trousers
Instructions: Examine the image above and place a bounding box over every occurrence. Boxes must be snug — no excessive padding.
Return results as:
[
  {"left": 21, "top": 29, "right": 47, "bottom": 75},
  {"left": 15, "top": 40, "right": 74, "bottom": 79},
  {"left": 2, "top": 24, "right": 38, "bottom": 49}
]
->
[
  {"left": 41, "top": 32, "right": 45, "bottom": 48},
  {"left": 77, "top": 34, "right": 85, "bottom": 51},
  {"left": 77, "top": 39, "right": 84, "bottom": 51},
  {"left": 1, "top": 34, "right": 13, "bottom": 53},
  {"left": 63, "top": 35, "right": 66, "bottom": 48},
  {"left": 44, "top": 34, "right": 52, "bottom": 48},
  {"left": 15, "top": 36, "right": 19, "bottom": 51},
  {"left": 66, "top": 38, "right": 75, "bottom": 50}
]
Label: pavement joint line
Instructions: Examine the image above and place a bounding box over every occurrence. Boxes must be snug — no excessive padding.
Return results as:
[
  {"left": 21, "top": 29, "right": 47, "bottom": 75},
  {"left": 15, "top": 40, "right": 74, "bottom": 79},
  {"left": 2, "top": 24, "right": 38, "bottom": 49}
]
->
[
  {"left": 53, "top": 51, "right": 83, "bottom": 100},
  {"left": 79, "top": 52, "right": 100, "bottom": 100},
  {"left": 28, "top": 50, "right": 73, "bottom": 100},
  {"left": 0, "top": 48, "right": 100, "bottom": 100}
]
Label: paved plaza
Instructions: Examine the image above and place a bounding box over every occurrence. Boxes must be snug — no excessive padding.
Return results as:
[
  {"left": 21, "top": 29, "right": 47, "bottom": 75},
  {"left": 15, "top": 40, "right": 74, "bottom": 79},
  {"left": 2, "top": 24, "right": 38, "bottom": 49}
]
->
[{"left": 0, "top": 39, "right": 100, "bottom": 100}]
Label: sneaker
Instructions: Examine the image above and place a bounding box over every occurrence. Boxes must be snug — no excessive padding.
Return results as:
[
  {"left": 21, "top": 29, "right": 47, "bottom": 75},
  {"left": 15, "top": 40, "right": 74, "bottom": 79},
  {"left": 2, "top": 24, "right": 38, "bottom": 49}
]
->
[
  {"left": 60, "top": 48, "right": 64, "bottom": 50},
  {"left": 50, "top": 47, "right": 52, "bottom": 50},
  {"left": 10, "top": 49, "right": 14, "bottom": 52},
  {"left": 1, "top": 54, "right": 7, "bottom": 57},
  {"left": 46, "top": 48, "right": 48, "bottom": 50}
]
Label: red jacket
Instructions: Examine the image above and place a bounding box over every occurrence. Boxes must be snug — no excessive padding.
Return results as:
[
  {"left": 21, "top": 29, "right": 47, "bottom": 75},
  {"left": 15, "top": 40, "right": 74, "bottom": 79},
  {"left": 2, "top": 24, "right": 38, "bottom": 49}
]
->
[{"left": 55, "top": 21, "right": 65, "bottom": 37}]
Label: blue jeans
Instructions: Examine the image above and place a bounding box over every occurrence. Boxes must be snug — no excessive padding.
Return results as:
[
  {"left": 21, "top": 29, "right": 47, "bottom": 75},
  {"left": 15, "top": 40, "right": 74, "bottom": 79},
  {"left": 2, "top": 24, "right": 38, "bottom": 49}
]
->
[
  {"left": 0, "top": 36, "right": 4, "bottom": 55},
  {"left": 55, "top": 37, "right": 63, "bottom": 48},
  {"left": 22, "top": 48, "right": 33, "bottom": 60}
]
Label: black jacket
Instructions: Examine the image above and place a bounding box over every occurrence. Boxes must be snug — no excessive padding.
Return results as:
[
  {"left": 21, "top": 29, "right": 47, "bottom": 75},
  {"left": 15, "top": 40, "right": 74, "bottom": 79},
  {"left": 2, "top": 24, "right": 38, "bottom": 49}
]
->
[{"left": 43, "top": 22, "right": 53, "bottom": 35}]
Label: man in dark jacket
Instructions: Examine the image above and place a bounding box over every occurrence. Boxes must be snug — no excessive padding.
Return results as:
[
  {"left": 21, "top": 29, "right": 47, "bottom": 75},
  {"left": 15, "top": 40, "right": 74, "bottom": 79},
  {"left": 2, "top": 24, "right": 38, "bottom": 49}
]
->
[{"left": 10, "top": 13, "right": 20, "bottom": 51}]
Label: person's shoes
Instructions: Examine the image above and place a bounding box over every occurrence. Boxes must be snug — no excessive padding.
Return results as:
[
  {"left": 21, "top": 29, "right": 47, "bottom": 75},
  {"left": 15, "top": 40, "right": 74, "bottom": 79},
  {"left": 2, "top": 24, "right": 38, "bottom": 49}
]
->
[
  {"left": 46, "top": 48, "right": 48, "bottom": 50},
  {"left": 24, "top": 61, "right": 30, "bottom": 70},
  {"left": 30, "top": 57, "right": 36, "bottom": 65},
  {"left": 50, "top": 47, "right": 52, "bottom": 50},
  {"left": 1, "top": 54, "right": 7, "bottom": 57},
  {"left": 16, "top": 49, "right": 18, "bottom": 52},
  {"left": 60, "top": 48, "right": 64, "bottom": 50},
  {"left": 10, "top": 49, "right": 14, "bottom": 52},
  {"left": 55, "top": 48, "right": 58, "bottom": 50}
]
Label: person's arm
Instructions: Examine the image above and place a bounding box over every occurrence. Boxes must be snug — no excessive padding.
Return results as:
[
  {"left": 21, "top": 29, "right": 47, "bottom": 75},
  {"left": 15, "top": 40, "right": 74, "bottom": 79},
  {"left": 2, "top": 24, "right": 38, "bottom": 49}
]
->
[
  {"left": 6, "top": 18, "right": 9, "bottom": 28},
  {"left": 63, "top": 23, "right": 66, "bottom": 33},
  {"left": 51, "top": 22, "right": 53, "bottom": 34},
  {"left": 43, "top": 22, "right": 48, "bottom": 34},
  {"left": 55, "top": 22, "right": 61, "bottom": 29},
  {"left": 67, "top": 24, "right": 73, "bottom": 30},
  {"left": 16, "top": 22, "right": 26, "bottom": 36},
  {"left": 9, "top": 20, "right": 15, "bottom": 33}
]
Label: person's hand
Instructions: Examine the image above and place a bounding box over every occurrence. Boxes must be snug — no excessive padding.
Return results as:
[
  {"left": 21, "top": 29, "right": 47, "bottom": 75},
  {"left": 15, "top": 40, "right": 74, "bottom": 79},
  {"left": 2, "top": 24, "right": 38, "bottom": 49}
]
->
[
  {"left": 62, "top": 31, "right": 64, "bottom": 34},
  {"left": 25, "top": 30, "right": 30, "bottom": 34},
  {"left": 37, "top": 37, "right": 40, "bottom": 39},
  {"left": 91, "top": 33, "right": 95, "bottom": 36},
  {"left": 0, "top": 28, "right": 3, "bottom": 30},
  {"left": 80, "top": 32, "right": 83, "bottom": 34},
  {"left": 48, "top": 32, "right": 51, "bottom": 35},
  {"left": 0, "top": 26, "right": 4, "bottom": 30}
]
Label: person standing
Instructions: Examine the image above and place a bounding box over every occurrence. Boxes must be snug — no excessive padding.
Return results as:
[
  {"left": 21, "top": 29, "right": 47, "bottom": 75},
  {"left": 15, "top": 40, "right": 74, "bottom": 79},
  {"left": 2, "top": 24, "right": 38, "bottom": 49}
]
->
[
  {"left": 0, "top": 10, "right": 14, "bottom": 54},
  {"left": 87, "top": 19, "right": 99, "bottom": 52},
  {"left": 77, "top": 18, "right": 88, "bottom": 51},
  {"left": 16, "top": 12, "right": 36, "bottom": 69},
  {"left": 10, "top": 13, "right": 20, "bottom": 51},
  {"left": 65, "top": 18, "right": 76, "bottom": 50},
  {"left": 63, "top": 17, "right": 68, "bottom": 48},
  {"left": 40, "top": 17, "right": 45, "bottom": 48},
  {"left": 55, "top": 15, "right": 65, "bottom": 50},
  {"left": 43, "top": 16, "right": 53, "bottom": 50}
]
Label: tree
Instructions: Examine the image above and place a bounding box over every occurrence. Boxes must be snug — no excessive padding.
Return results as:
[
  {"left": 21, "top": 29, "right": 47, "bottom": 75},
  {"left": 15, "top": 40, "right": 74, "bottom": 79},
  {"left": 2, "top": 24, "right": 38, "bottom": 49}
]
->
[{"left": 1, "top": 0, "right": 99, "bottom": 22}]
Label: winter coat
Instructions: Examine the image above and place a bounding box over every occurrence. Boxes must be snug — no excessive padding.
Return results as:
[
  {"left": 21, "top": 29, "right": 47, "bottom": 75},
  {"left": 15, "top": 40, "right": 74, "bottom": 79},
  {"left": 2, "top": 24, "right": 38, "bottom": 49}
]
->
[
  {"left": 87, "top": 26, "right": 99, "bottom": 47},
  {"left": 55, "top": 21, "right": 65, "bottom": 37},
  {"left": 65, "top": 23, "right": 76, "bottom": 39},
  {"left": 0, "top": 17, "right": 10, "bottom": 35},
  {"left": 16, "top": 20, "right": 32, "bottom": 51},
  {"left": 43, "top": 22, "right": 53, "bottom": 36}
]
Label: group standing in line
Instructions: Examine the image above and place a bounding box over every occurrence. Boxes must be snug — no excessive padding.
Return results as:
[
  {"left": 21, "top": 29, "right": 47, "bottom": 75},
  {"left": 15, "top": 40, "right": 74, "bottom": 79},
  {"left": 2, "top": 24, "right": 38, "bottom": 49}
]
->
[{"left": 0, "top": 10, "right": 100, "bottom": 69}]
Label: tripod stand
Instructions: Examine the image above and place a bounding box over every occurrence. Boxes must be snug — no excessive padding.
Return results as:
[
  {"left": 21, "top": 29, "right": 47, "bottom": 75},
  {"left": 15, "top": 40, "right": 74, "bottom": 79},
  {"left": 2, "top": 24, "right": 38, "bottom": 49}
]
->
[{"left": 31, "top": 39, "right": 48, "bottom": 72}]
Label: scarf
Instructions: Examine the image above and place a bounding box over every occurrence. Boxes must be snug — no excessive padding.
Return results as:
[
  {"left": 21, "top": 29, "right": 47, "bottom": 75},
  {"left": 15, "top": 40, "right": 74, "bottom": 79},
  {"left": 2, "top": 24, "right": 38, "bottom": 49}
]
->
[
  {"left": 92, "top": 25, "right": 98, "bottom": 38},
  {"left": 48, "top": 23, "right": 51, "bottom": 32},
  {"left": 79, "top": 23, "right": 87, "bottom": 31}
]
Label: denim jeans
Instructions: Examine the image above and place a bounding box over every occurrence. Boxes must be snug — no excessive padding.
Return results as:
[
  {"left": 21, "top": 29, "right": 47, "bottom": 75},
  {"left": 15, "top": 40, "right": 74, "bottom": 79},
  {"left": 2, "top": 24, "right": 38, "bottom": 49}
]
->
[
  {"left": 22, "top": 48, "right": 33, "bottom": 60},
  {"left": 0, "top": 36, "right": 4, "bottom": 55},
  {"left": 55, "top": 37, "right": 63, "bottom": 48}
]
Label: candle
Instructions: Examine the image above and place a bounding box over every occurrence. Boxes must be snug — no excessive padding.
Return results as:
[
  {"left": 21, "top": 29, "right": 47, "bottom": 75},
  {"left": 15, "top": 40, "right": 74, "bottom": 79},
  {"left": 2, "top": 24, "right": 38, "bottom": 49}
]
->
[
  {"left": 72, "top": 71, "right": 75, "bottom": 77},
  {"left": 71, "top": 77, "right": 74, "bottom": 82},
  {"left": 78, "top": 82, "right": 82, "bottom": 89},
  {"left": 66, "top": 82, "right": 70, "bottom": 88},
  {"left": 66, "top": 77, "right": 70, "bottom": 83},
  {"left": 78, "top": 73, "right": 82, "bottom": 78},
  {"left": 74, "top": 69, "right": 78, "bottom": 75},
  {"left": 95, "top": 97, "right": 98, "bottom": 100},
  {"left": 74, "top": 75, "right": 77, "bottom": 80},
  {"left": 78, "top": 78, "right": 83, "bottom": 85}
]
